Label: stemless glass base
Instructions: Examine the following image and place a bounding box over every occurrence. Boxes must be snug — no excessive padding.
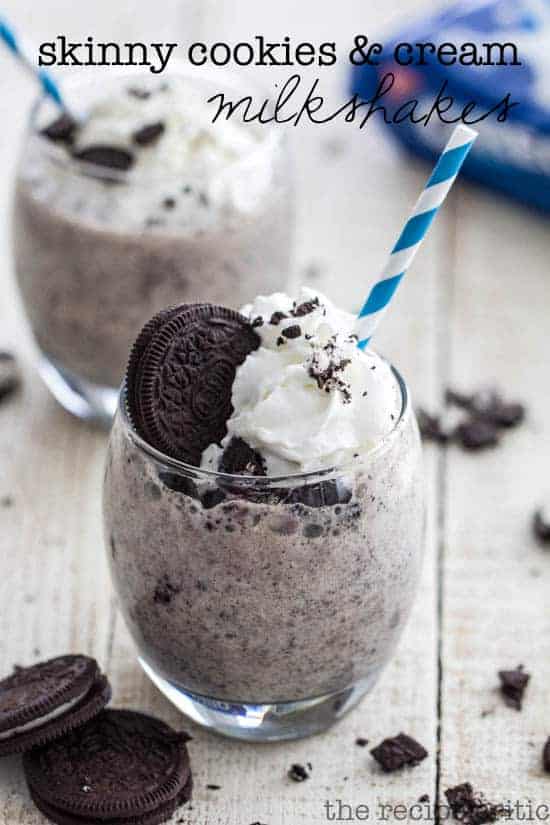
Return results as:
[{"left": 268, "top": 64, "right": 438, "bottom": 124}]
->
[
  {"left": 139, "top": 657, "right": 382, "bottom": 742},
  {"left": 39, "top": 354, "right": 118, "bottom": 428}
]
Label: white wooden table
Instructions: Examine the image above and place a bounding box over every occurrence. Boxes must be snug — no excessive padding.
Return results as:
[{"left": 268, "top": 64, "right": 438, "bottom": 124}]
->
[{"left": 1, "top": 1, "right": 549, "bottom": 822}]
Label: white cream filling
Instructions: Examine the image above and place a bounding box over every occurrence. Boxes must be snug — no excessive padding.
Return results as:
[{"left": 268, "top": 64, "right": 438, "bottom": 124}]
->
[{"left": 0, "top": 689, "right": 88, "bottom": 740}]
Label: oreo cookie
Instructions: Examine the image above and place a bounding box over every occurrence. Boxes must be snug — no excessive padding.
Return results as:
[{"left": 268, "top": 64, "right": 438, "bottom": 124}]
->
[
  {"left": 24, "top": 709, "right": 192, "bottom": 825},
  {"left": 125, "top": 305, "right": 186, "bottom": 414},
  {"left": 28, "top": 785, "right": 192, "bottom": 825},
  {"left": 126, "top": 304, "right": 260, "bottom": 465},
  {"left": 0, "top": 655, "right": 110, "bottom": 756}
]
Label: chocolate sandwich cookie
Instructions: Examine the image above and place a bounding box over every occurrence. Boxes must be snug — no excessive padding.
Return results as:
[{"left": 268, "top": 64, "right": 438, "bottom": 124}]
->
[
  {"left": 24, "top": 709, "right": 192, "bottom": 825},
  {"left": 0, "top": 655, "right": 110, "bottom": 756},
  {"left": 125, "top": 305, "right": 186, "bottom": 411},
  {"left": 126, "top": 303, "right": 260, "bottom": 466}
]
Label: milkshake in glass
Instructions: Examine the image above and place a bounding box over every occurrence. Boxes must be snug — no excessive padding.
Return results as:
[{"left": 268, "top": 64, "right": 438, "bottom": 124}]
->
[
  {"left": 13, "top": 70, "right": 293, "bottom": 424},
  {"left": 103, "top": 288, "right": 424, "bottom": 740}
]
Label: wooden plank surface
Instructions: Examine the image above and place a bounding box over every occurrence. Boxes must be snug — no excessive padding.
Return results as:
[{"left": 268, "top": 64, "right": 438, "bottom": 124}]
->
[
  {"left": 440, "top": 189, "right": 550, "bottom": 803},
  {"left": 0, "top": 0, "right": 547, "bottom": 823}
]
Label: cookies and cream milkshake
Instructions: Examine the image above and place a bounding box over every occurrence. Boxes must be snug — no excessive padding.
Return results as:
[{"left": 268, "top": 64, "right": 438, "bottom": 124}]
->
[
  {"left": 103, "top": 289, "right": 424, "bottom": 740},
  {"left": 13, "top": 70, "right": 292, "bottom": 422}
]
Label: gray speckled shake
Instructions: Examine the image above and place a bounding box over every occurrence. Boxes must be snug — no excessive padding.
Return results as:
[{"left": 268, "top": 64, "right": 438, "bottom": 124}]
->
[
  {"left": 13, "top": 180, "right": 291, "bottom": 388},
  {"left": 103, "top": 395, "right": 424, "bottom": 704},
  {"left": 12, "top": 74, "right": 292, "bottom": 389}
]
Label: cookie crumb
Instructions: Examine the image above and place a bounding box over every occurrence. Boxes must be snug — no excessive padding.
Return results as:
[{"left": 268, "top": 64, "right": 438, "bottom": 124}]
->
[
  {"left": 445, "top": 782, "right": 507, "bottom": 825},
  {"left": 288, "top": 763, "right": 310, "bottom": 782},
  {"left": 269, "top": 311, "right": 288, "bottom": 325},
  {"left": 417, "top": 409, "right": 449, "bottom": 444},
  {"left": 455, "top": 418, "right": 499, "bottom": 451},
  {"left": 371, "top": 733, "right": 428, "bottom": 772},
  {"left": 0, "top": 352, "right": 21, "bottom": 403},
  {"left": 133, "top": 122, "right": 165, "bottom": 146},
  {"left": 498, "top": 665, "right": 530, "bottom": 710},
  {"left": 533, "top": 508, "right": 550, "bottom": 544},
  {"left": 282, "top": 325, "right": 301, "bottom": 340}
]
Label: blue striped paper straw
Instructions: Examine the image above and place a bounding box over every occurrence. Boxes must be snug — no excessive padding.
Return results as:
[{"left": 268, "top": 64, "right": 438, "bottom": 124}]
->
[
  {"left": 355, "top": 124, "right": 477, "bottom": 349},
  {"left": 0, "top": 17, "right": 65, "bottom": 108}
]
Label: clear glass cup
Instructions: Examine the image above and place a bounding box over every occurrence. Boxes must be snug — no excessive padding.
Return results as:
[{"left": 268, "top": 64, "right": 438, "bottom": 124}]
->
[
  {"left": 103, "top": 363, "right": 424, "bottom": 742},
  {"left": 12, "top": 69, "right": 293, "bottom": 426}
]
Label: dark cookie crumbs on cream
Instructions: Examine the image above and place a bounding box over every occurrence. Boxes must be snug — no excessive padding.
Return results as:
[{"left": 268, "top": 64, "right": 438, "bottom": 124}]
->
[
  {"left": 73, "top": 145, "right": 135, "bottom": 172},
  {"left": 269, "top": 311, "right": 287, "bottom": 325},
  {"left": 282, "top": 324, "right": 301, "bottom": 340},
  {"left": 127, "top": 86, "right": 152, "bottom": 100},
  {"left": 292, "top": 296, "right": 320, "bottom": 317},
  {"left": 195, "top": 288, "right": 403, "bottom": 476},
  {"left": 308, "top": 338, "right": 353, "bottom": 404},
  {"left": 133, "top": 121, "right": 166, "bottom": 146},
  {"left": 41, "top": 113, "right": 77, "bottom": 145},
  {"left": 264, "top": 298, "right": 320, "bottom": 328}
]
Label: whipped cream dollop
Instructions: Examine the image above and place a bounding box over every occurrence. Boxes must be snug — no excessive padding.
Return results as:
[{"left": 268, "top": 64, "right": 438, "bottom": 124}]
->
[
  {"left": 31, "top": 74, "right": 276, "bottom": 230},
  {"left": 74, "top": 77, "right": 262, "bottom": 185},
  {"left": 201, "top": 288, "right": 402, "bottom": 475}
]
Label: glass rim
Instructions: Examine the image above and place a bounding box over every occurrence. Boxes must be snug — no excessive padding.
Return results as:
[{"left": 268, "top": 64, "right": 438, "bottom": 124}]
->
[
  {"left": 26, "top": 63, "right": 284, "bottom": 186},
  {"left": 118, "top": 356, "right": 410, "bottom": 485}
]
